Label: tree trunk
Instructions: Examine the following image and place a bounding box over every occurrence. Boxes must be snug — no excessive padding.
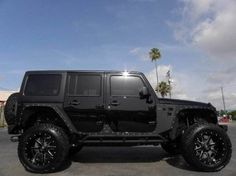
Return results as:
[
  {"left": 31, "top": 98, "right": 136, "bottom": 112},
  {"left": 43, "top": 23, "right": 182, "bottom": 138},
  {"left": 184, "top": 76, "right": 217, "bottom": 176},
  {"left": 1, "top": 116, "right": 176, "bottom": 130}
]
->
[{"left": 155, "top": 60, "right": 159, "bottom": 92}]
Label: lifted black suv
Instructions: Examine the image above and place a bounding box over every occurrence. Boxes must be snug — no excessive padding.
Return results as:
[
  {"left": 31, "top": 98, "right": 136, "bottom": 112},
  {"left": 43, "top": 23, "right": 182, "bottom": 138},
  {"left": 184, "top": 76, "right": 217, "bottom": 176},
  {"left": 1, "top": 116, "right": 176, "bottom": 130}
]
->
[{"left": 5, "top": 70, "right": 231, "bottom": 173}]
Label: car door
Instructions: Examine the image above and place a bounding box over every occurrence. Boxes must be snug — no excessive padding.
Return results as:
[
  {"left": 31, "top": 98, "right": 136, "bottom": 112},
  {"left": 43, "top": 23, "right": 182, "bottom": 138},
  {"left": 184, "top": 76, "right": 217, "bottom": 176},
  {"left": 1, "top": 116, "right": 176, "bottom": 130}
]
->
[
  {"left": 64, "top": 72, "right": 105, "bottom": 132},
  {"left": 106, "top": 73, "right": 156, "bottom": 132}
]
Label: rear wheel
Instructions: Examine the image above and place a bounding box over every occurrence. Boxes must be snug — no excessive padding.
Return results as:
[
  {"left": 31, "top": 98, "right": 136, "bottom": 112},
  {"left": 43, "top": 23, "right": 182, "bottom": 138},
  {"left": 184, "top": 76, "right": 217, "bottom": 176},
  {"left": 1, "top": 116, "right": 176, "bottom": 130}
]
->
[
  {"left": 181, "top": 123, "right": 232, "bottom": 171},
  {"left": 18, "top": 124, "right": 69, "bottom": 173}
]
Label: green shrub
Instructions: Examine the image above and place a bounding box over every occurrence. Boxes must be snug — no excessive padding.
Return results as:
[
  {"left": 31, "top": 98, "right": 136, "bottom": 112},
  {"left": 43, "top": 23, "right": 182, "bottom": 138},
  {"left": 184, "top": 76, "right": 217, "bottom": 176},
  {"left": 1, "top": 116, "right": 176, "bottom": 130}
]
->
[{"left": 228, "top": 110, "right": 236, "bottom": 121}]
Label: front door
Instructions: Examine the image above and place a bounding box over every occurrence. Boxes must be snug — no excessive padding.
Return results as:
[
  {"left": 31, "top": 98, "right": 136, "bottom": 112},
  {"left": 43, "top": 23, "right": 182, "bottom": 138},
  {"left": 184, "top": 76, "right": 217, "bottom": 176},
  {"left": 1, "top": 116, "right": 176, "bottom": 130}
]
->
[
  {"left": 106, "top": 73, "right": 156, "bottom": 132},
  {"left": 64, "top": 72, "right": 104, "bottom": 132}
]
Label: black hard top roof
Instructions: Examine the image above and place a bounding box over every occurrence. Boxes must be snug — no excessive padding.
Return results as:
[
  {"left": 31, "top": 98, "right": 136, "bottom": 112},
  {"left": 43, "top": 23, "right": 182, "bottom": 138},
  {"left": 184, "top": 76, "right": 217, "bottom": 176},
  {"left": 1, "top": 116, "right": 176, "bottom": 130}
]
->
[{"left": 25, "top": 70, "right": 143, "bottom": 75}]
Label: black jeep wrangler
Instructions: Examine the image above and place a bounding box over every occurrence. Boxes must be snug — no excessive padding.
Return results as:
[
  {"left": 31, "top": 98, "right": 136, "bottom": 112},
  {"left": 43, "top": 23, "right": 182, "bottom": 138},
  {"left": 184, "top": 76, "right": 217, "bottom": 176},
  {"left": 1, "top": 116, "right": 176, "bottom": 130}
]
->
[{"left": 4, "top": 70, "right": 231, "bottom": 173}]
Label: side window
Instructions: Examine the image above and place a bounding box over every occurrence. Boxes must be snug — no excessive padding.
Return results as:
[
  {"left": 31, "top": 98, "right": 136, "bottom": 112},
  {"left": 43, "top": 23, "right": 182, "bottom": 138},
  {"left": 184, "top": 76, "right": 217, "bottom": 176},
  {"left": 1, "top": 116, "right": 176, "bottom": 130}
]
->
[
  {"left": 24, "top": 74, "right": 61, "bottom": 96},
  {"left": 110, "top": 75, "right": 144, "bottom": 96},
  {"left": 67, "top": 74, "right": 101, "bottom": 96}
]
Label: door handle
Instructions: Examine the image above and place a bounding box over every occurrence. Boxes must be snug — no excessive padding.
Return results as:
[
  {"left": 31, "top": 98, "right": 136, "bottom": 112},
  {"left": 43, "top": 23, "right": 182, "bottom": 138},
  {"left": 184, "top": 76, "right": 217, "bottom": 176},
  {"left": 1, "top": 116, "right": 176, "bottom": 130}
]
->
[
  {"left": 96, "top": 105, "right": 104, "bottom": 109},
  {"left": 110, "top": 101, "right": 120, "bottom": 106},
  {"left": 70, "top": 100, "right": 80, "bottom": 106}
]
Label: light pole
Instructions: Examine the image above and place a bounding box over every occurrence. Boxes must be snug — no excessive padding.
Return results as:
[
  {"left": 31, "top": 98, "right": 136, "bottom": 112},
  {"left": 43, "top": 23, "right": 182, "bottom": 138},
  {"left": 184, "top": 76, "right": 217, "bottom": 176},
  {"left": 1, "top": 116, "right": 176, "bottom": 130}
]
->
[{"left": 220, "top": 86, "right": 226, "bottom": 112}]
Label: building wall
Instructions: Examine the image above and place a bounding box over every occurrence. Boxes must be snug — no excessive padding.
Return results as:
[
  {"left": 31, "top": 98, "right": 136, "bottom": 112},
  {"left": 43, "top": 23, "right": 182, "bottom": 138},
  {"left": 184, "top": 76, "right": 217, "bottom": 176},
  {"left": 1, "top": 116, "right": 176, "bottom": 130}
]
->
[
  {"left": 0, "top": 102, "right": 6, "bottom": 127},
  {"left": 0, "top": 91, "right": 15, "bottom": 102},
  {"left": 0, "top": 91, "right": 16, "bottom": 127}
]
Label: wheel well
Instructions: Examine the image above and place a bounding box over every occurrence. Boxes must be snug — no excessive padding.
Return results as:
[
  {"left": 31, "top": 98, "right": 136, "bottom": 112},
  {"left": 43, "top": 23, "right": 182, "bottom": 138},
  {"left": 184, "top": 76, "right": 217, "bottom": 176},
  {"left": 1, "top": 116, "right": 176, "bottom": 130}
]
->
[
  {"left": 177, "top": 109, "right": 218, "bottom": 126},
  {"left": 22, "top": 107, "right": 70, "bottom": 135},
  {"left": 169, "top": 108, "right": 218, "bottom": 140}
]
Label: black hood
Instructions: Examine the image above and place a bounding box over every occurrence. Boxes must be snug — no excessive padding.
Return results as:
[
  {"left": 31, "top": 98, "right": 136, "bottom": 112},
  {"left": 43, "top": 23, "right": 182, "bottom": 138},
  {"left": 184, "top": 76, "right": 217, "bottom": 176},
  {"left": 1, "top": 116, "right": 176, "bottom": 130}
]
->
[{"left": 158, "top": 98, "right": 214, "bottom": 109}]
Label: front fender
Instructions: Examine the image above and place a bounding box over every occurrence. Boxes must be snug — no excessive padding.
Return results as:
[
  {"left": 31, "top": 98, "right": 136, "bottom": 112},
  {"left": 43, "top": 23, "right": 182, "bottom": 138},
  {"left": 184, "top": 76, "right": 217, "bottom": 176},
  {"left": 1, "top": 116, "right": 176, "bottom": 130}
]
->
[{"left": 169, "top": 106, "right": 218, "bottom": 140}]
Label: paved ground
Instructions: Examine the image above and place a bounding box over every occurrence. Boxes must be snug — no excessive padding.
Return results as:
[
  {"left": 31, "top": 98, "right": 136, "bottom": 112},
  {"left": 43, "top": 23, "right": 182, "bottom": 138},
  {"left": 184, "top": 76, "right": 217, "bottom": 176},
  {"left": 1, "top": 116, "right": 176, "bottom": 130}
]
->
[{"left": 0, "top": 123, "right": 235, "bottom": 176}]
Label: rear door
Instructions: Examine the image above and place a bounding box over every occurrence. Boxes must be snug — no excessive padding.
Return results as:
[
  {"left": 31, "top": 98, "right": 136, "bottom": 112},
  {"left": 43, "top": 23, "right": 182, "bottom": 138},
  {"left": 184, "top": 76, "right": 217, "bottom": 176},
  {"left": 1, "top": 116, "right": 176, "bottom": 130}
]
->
[
  {"left": 64, "top": 72, "right": 105, "bottom": 132},
  {"left": 106, "top": 73, "right": 156, "bottom": 132}
]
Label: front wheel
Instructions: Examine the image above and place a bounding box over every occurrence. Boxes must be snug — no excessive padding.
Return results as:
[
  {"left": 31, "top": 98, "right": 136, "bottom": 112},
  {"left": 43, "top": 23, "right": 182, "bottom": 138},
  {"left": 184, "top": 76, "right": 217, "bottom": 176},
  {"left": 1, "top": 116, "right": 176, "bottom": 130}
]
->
[
  {"left": 181, "top": 123, "right": 232, "bottom": 172},
  {"left": 18, "top": 124, "right": 69, "bottom": 173}
]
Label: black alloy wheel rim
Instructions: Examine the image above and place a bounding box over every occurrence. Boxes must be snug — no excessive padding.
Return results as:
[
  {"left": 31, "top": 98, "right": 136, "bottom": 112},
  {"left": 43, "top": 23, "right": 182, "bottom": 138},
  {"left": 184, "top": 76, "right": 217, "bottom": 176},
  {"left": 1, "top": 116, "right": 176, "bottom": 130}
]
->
[
  {"left": 193, "top": 130, "right": 227, "bottom": 166},
  {"left": 24, "top": 132, "right": 57, "bottom": 167}
]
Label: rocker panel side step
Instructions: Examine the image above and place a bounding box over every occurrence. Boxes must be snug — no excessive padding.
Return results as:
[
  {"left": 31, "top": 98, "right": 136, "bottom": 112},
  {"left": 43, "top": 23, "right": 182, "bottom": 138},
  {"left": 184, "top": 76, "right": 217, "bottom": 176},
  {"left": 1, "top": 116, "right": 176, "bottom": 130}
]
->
[{"left": 79, "top": 134, "right": 166, "bottom": 146}]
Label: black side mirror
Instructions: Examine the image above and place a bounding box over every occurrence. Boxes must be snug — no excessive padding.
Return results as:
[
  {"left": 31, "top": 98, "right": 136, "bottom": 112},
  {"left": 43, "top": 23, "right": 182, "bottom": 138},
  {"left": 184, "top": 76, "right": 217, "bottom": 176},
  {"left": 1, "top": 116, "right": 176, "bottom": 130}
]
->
[{"left": 139, "top": 87, "right": 149, "bottom": 98}]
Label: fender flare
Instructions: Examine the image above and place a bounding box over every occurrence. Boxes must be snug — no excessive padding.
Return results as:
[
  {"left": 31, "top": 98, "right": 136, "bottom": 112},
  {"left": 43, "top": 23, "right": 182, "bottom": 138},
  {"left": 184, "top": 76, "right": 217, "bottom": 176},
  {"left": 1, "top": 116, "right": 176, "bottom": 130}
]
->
[
  {"left": 21, "top": 104, "right": 78, "bottom": 134},
  {"left": 169, "top": 106, "right": 218, "bottom": 140}
]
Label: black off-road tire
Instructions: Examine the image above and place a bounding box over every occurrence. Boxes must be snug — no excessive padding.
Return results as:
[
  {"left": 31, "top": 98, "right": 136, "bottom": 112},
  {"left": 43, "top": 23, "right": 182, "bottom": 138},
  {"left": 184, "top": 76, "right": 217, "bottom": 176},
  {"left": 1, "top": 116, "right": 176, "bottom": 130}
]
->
[
  {"left": 4, "top": 93, "right": 19, "bottom": 125},
  {"left": 161, "top": 142, "right": 181, "bottom": 155},
  {"left": 18, "top": 124, "right": 69, "bottom": 173},
  {"left": 181, "top": 123, "right": 232, "bottom": 172}
]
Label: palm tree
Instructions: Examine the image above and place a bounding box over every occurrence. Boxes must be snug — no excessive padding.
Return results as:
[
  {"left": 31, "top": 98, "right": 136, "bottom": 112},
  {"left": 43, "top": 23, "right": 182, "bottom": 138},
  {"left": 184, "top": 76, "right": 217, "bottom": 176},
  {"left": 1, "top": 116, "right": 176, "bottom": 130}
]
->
[
  {"left": 149, "top": 48, "right": 161, "bottom": 92},
  {"left": 157, "top": 81, "right": 171, "bottom": 98}
]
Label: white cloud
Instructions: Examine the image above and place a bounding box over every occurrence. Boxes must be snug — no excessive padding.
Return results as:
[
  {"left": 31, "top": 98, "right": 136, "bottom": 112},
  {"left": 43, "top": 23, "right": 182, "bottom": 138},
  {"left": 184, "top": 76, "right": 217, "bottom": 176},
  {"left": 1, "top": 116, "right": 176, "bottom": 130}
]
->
[
  {"left": 129, "top": 47, "right": 141, "bottom": 54},
  {"left": 146, "top": 65, "right": 171, "bottom": 86},
  {"left": 144, "top": 64, "right": 236, "bottom": 110},
  {"left": 129, "top": 47, "right": 149, "bottom": 61},
  {"left": 145, "top": 65, "right": 189, "bottom": 99},
  {"left": 192, "top": 4, "right": 236, "bottom": 60},
  {"left": 168, "top": 0, "right": 236, "bottom": 110},
  {"left": 200, "top": 86, "right": 236, "bottom": 110},
  {"left": 181, "top": 0, "right": 218, "bottom": 20},
  {"left": 173, "top": 0, "right": 236, "bottom": 61},
  {"left": 207, "top": 66, "right": 236, "bottom": 85},
  {"left": 130, "top": 1, "right": 236, "bottom": 110}
]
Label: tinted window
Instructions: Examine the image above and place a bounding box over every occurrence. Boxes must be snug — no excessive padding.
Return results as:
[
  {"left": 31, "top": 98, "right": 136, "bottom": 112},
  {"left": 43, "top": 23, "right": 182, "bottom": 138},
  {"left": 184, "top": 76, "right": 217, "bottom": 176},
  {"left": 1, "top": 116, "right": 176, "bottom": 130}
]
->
[
  {"left": 68, "top": 75, "right": 101, "bottom": 96},
  {"left": 111, "top": 76, "right": 144, "bottom": 96},
  {"left": 25, "top": 74, "right": 61, "bottom": 96}
]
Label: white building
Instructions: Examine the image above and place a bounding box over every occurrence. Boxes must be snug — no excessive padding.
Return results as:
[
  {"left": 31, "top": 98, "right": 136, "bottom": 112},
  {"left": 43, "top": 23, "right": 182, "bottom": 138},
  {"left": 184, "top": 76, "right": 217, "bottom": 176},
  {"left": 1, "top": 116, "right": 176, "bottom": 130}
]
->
[
  {"left": 0, "top": 91, "right": 16, "bottom": 102},
  {"left": 0, "top": 91, "right": 16, "bottom": 126}
]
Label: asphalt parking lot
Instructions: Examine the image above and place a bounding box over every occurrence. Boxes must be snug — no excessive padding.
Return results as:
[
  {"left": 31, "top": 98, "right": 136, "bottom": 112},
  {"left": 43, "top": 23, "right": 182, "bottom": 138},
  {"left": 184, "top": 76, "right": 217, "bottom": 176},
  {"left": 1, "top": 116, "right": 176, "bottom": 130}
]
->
[{"left": 0, "top": 123, "right": 235, "bottom": 176}]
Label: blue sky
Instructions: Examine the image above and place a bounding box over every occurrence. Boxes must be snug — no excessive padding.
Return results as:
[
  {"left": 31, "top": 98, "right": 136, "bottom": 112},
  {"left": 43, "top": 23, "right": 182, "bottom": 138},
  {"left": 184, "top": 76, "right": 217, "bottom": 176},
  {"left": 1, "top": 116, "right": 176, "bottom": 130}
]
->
[
  {"left": 0, "top": 0, "right": 236, "bottom": 109},
  {"left": 0, "top": 0, "right": 192, "bottom": 87}
]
